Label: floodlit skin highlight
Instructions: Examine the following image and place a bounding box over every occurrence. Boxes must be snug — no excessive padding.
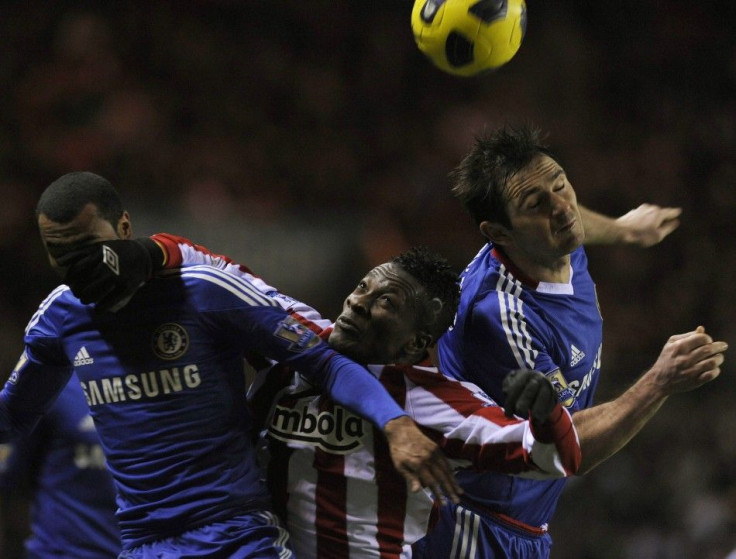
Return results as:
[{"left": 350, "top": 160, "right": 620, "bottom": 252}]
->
[
  {"left": 481, "top": 154, "right": 584, "bottom": 283},
  {"left": 329, "top": 263, "right": 431, "bottom": 366}
]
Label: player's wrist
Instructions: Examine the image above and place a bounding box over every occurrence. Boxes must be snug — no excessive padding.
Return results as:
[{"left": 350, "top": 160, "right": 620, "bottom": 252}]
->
[
  {"left": 382, "top": 414, "right": 412, "bottom": 436},
  {"left": 531, "top": 403, "right": 567, "bottom": 443},
  {"left": 133, "top": 238, "right": 165, "bottom": 275}
]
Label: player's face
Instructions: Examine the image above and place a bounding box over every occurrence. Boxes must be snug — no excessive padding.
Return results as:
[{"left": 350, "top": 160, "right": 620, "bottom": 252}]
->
[
  {"left": 329, "top": 263, "right": 425, "bottom": 365},
  {"left": 38, "top": 203, "right": 121, "bottom": 277},
  {"left": 502, "top": 154, "right": 584, "bottom": 261}
]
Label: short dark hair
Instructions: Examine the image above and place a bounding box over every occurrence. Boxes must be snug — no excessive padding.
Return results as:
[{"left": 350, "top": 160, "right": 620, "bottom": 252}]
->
[
  {"left": 450, "top": 125, "right": 557, "bottom": 227},
  {"left": 391, "top": 246, "right": 459, "bottom": 341},
  {"left": 36, "top": 171, "right": 124, "bottom": 228}
]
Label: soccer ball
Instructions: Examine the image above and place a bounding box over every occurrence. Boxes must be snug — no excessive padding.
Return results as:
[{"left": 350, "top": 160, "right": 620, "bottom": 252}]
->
[{"left": 411, "top": 0, "right": 527, "bottom": 77}]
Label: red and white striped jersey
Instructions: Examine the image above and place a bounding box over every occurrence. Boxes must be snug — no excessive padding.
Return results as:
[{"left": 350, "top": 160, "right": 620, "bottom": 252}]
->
[
  {"left": 251, "top": 348, "right": 580, "bottom": 559},
  {"left": 149, "top": 234, "right": 581, "bottom": 557}
]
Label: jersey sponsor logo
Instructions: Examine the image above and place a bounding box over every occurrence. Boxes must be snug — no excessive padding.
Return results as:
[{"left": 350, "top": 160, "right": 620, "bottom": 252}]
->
[
  {"left": 73, "top": 346, "right": 95, "bottom": 366},
  {"left": 269, "top": 402, "right": 365, "bottom": 453},
  {"left": 152, "top": 323, "right": 189, "bottom": 360},
  {"left": 569, "top": 344, "right": 585, "bottom": 367},
  {"left": 274, "top": 317, "right": 321, "bottom": 352},
  {"left": 80, "top": 364, "right": 202, "bottom": 407},
  {"left": 546, "top": 370, "right": 576, "bottom": 408}
]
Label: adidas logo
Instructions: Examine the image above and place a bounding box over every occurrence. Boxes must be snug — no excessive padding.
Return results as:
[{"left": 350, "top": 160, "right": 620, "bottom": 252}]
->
[
  {"left": 73, "top": 346, "right": 94, "bottom": 367},
  {"left": 570, "top": 345, "right": 585, "bottom": 367}
]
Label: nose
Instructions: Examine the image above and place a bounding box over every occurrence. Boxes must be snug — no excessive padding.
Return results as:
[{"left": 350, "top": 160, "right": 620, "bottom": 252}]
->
[
  {"left": 550, "top": 191, "right": 572, "bottom": 216},
  {"left": 346, "top": 292, "right": 369, "bottom": 315}
]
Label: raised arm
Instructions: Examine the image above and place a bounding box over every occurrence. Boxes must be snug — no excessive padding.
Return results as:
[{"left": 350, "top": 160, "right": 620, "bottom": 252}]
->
[
  {"left": 572, "top": 326, "right": 726, "bottom": 473},
  {"left": 404, "top": 368, "right": 581, "bottom": 478},
  {"left": 59, "top": 236, "right": 332, "bottom": 327},
  {"left": 580, "top": 204, "right": 682, "bottom": 246}
]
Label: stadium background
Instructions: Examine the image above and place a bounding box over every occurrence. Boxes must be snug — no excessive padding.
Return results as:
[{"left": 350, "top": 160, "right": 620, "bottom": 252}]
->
[{"left": 0, "top": 1, "right": 734, "bottom": 557}]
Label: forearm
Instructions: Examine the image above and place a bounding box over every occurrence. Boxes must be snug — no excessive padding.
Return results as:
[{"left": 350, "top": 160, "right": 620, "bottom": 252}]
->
[
  {"left": 572, "top": 373, "right": 668, "bottom": 473},
  {"left": 312, "top": 354, "right": 406, "bottom": 429},
  {"left": 579, "top": 206, "right": 626, "bottom": 245},
  {"left": 580, "top": 203, "right": 682, "bottom": 246}
]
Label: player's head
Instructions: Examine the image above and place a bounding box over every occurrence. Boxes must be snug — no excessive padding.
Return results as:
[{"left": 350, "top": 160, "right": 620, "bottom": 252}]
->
[
  {"left": 36, "top": 172, "right": 132, "bottom": 276},
  {"left": 328, "top": 246, "right": 459, "bottom": 365},
  {"left": 451, "top": 125, "right": 584, "bottom": 262}
]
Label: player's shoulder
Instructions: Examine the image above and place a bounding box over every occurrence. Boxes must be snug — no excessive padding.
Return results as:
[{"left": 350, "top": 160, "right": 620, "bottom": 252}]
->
[
  {"left": 26, "top": 285, "right": 81, "bottom": 333},
  {"left": 167, "top": 265, "right": 280, "bottom": 309}
]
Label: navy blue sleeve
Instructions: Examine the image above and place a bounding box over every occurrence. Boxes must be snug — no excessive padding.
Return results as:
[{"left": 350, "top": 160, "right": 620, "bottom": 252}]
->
[{"left": 189, "top": 266, "right": 407, "bottom": 429}]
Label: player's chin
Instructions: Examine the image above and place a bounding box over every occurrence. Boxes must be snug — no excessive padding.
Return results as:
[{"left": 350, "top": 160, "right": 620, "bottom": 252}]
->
[
  {"left": 328, "top": 331, "right": 360, "bottom": 358},
  {"left": 557, "top": 228, "right": 584, "bottom": 253}
]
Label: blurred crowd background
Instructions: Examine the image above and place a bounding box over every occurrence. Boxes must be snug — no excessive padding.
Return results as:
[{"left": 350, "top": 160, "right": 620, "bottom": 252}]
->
[{"left": 1, "top": 1, "right": 735, "bottom": 557}]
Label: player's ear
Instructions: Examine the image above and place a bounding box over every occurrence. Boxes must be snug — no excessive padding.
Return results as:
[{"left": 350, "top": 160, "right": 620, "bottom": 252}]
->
[
  {"left": 480, "top": 220, "right": 511, "bottom": 246},
  {"left": 117, "top": 211, "right": 133, "bottom": 240},
  {"left": 404, "top": 332, "right": 432, "bottom": 362}
]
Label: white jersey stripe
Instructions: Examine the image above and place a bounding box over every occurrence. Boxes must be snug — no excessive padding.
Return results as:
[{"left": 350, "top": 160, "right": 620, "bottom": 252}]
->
[
  {"left": 181, "top": 267, "right": 278, "bottom": 307},
  {"left": 496, "top": 267, "right": 537, "bottom": 370},
  {"left": 255, "top": 511, "right": 293, "bottom": 559},
  {"left": 451, "top": 506, "right": 480, "bottom": 559},
  {"left": 26, "top": 285, "right": 69, "bottom": 334}
]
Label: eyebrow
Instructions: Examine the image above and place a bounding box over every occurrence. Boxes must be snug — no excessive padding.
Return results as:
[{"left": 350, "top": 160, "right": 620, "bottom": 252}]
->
[{"left": 516, "top": 169, "right": 565, "bottom": 205}]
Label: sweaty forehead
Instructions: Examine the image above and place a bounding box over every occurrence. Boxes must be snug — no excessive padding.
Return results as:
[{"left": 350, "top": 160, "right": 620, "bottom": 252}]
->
[
  {"left": 367, "top": 263, "right": 421, "bottom": 299},
  {"left": 505, "top": 155, "right": 563, "bottom": 201}
]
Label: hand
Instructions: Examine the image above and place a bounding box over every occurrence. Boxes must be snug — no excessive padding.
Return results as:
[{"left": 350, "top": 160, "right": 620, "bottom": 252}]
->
[
  {"left": 502, "top": 369, "right": 558, "bottom": 424},
  {"left": 57, "top": 238, "right": 161, "bottom": 312},
  {"left": 382, "top": 415, "right": 462, "bottom": 504},
  {"left": 645, "top": 326, "right": 727, "bottom": 396},
  {"left": 615, "top": 203, "right": 682, "bottom": 247}
]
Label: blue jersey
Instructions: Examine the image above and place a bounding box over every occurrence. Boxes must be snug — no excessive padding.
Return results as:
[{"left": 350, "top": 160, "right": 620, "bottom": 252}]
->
[
  {"left": 0, "top": 374, "right": 119, "bottom": 558},
  {"left": 436, "top": 243, "right": 603, "bottom": 528},
  {"left": 0, "top": 265, "right": 406, "bottom": 550}
]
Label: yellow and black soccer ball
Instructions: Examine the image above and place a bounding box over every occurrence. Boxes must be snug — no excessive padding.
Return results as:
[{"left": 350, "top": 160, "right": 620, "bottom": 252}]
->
[{"left": 411, "top": 0, "right": 527, "bottom": 77}]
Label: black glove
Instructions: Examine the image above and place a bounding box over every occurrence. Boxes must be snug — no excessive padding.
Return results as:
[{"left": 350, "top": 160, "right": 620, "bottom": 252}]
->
[
  {"left": 57, "top": 238, "right": 164, "bottom": 312},
  {"left": 501, "top": 369, "right": 558, "bottom": 425}
]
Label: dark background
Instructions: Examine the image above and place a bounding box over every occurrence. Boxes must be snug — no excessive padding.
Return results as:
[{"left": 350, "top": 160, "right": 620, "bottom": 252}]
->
[{"left": 1, "top": 1, "right": 735, "bottom": 557}]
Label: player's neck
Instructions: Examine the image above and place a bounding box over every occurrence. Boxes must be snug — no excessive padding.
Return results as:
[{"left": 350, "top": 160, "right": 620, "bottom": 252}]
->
[{"left": 496, "top": 246, "right": 571, "bottom": 284}]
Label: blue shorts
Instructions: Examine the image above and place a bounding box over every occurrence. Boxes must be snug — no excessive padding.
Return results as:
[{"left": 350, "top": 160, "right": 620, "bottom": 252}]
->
[
  {"left": 412, "top": 502, "right": 552, "bottom": 559},
  {"left": 118, "top": 511, "right": 293, "bottom": 559}
]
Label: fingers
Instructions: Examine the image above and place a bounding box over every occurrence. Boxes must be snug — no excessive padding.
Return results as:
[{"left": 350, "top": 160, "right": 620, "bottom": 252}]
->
[
  {"left": 529, "top": 380, "right": 556, "bottom": 424},
  {"left": 635, "top": 204, "right": 682, "bottom": 223},
  {"left": 654, "top": 327, "right": 728, "bottom": 394},
  {"left": 501, "top": 369, "right": 528, "bottom": 418},
  {"left": 509, "top": 378, "right": 542, "bottom": 418},
  {"left": 503, "top": 369, "right": 557, "bottom": 424},
  {"left": 622, "top": 204, "right": 683, "bottom": 246},
  {"left": 383, "top": 416, "right": 462, "bottom": 504},
  {"left": 653, "top": 206, "right": 683, "bottom": 222},
  {"left": 410, "top": 448, "right": 463, "bottom": 505},
  {"left": 54, "top": 244, "right": 100, "bottom": 268},
  {"left": 657, "top": 217, "right": 681, "bottom": 238},
  {"left": 667, "top": 326, "right": 709, "bottom": 345}
]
